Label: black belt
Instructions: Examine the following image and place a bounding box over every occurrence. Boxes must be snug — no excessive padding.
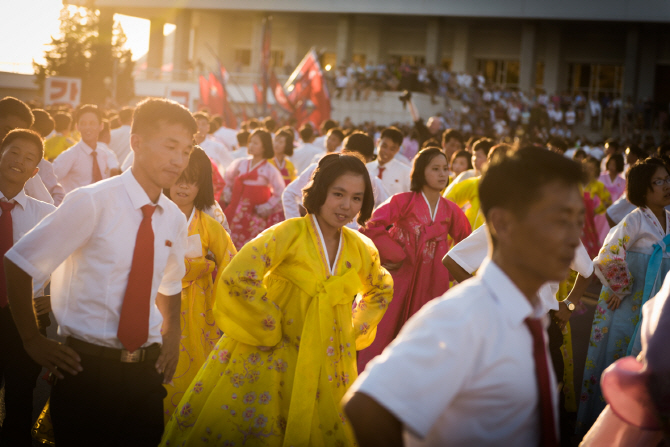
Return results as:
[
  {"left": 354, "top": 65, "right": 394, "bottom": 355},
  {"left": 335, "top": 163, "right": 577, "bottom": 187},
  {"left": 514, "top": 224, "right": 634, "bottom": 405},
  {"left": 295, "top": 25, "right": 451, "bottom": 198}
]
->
[{"left": 66, "top": 337, "right": 161, "bottom": 363}]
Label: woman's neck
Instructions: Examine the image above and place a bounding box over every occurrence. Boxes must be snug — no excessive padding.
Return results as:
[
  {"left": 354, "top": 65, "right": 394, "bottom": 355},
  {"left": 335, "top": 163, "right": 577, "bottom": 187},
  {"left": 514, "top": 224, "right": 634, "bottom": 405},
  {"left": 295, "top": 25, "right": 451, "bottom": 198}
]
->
[
  {"left": 250, "top": 155, "right": 264, "bottom": 166},
  {"left": 315, "top": 213, "right": 340, "bottom": 242},
  {"left": 274, "top": 154, "right": 285, "bottom": 164},
  {"left": 648, "top": 204, "right": 666, "bottom": 230},
  {"left": 422, "top": 186, "right": 441, "bottom": 207},
  {"left": 609, "top": 172, "right": 618, "bottom": 182},
  {"left": 179, "top": 202, "right": 195, "bottom": 219}
]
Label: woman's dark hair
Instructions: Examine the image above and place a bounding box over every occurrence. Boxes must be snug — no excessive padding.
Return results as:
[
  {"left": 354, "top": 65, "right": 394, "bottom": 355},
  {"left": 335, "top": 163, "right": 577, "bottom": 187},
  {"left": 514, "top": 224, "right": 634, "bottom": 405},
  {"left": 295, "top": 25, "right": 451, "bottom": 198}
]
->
[
  {"left": 627, "top": 157, "right": 669, "bottom": 208},
  {"left": 164, "top": 146, "right": 215, "bottom": 211},
  {"left": 274, "top": 126, "right": 294, "bottom": 157},
  {"left": 302, "top": 153, "right": 374, "bottom": 226},
  {"left": 604, "top": 153, "right": 625, "bottom": 174},
  {"left": 410, "top": 147, "right": 447, "bottom": 192},
  {"left": 450, "top": 149, "right": 473, "bottom": 170},
  {"left": 249, "top": 129, "right": 274, "bottom": 159}
]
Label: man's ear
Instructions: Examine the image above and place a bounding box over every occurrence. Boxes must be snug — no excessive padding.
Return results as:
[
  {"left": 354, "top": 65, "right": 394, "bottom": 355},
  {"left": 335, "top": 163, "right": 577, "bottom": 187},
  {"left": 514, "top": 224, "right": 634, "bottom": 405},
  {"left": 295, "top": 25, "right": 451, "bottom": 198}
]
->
[
  {"left": 130, "top": 134, "right": 141, "bottom": 153},
  {"left": 30, "top": 166, "right": 39, "bottom": 179},
  {"left": 487, "top": 207, "right": 514, "bottom": 247}
]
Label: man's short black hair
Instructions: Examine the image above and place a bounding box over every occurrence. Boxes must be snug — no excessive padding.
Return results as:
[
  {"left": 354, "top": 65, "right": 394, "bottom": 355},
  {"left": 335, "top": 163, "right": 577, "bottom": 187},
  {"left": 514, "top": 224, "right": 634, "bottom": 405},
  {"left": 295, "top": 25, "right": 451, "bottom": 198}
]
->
[
  {"left": 547, "top": 137, "right": 568, "bottom": 153},
  {"left": 442, "top": 129, "right": 464, "bottom": 146},
  {"left": 118, "top": 107, "right": 134, "bottom": 125},
  {"left": 380, "top": 127, "right": 403, "bottom": 147},
  {"left": 263, "top": 117, "right": 277, "bottom": 133},
  {"left": 31, "top": 109, "right": 55, "bottom": 138},
  {"left": 299, "top": 124, "right": 314, "bottom": 142},
  {"left": 249, "top": 129, "right": 274, "bottom": 159},
  {"left": 303, "top": 153, "right": 374, "bottom": 226},
  {"left": 192, "top": 111, "right": 210, "bottom": 122},
  {"left": 131, "top": 98, "right": 197, "bottom": 137},
  {"left": 237, "top": 130, "right": 250, "bottom": 147},
  {"left": 342, "top": 132, "right": 374, "bottom": 160},
  {"left": 1, "top": 128, "right": 44, "bottom": 160},
  {"left": 75, "top": 104, "right": 103, "bottom": 123},
  {"left": 164, "top": 146, "right": 215, "bottom": 211},
  {"left": 53, "top": 112, "right": 72, "bottom": 133},
  {"left": 627, "top": 157, "right": 669, "bottom": 208},
  {"left": 320, "top": 119, "right": 337, "bottom": 134},
  {"left": 480, "top": 146, "right": 583, "bottom": 219},
  {"left": 0, "top": 97, "right": 34, "bottom": 128},
  {"left": 410, "top": 148, "right": 447, "bottom": 192}
]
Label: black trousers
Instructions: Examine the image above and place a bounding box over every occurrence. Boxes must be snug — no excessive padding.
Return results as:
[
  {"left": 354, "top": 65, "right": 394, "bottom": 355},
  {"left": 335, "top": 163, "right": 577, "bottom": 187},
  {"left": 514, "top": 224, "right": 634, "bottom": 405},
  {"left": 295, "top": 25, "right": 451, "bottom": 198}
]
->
[
  {"left": 0, "top": 306, "right": 42, "bottom": 447},
  {"left": 50, "top": 345, "right": 167, "bottom": 447}
]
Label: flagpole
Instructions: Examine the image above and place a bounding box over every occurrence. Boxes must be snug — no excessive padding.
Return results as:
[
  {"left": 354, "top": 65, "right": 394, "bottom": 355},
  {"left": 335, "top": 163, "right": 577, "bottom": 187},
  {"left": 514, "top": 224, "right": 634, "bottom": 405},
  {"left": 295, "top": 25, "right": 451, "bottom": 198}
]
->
[{"left": 204, "top": 42, "right": 256, "bottom": 121}]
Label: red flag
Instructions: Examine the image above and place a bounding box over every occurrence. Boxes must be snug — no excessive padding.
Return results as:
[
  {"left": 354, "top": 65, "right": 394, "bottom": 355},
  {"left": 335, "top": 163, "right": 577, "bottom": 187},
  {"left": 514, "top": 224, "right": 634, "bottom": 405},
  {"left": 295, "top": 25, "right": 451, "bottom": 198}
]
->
[
  {"left": 208, "top": 72, "right": 224, "bottom": 116},
  {"left": 253, "top": 83, "right": 263, "bottom": 105},
  {"left": 259, "top": 17, "right": 272, "bottom": 111},
  {"left": 270, "top": 71, "right": 292, "bottom": 113},
  {"left": 285, "top": 49, "right": 331, "bottom": 127},
  {"left": 199, "top": 75, "right": 210, "bottom": 109},
  {"left": 219, "top": 67, "right": 237, "bottom": 129}
]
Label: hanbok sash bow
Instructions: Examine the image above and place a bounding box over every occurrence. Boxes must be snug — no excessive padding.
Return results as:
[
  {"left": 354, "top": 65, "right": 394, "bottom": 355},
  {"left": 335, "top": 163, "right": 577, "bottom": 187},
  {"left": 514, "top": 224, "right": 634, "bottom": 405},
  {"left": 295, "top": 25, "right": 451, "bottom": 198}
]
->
[
  {"left": 627, "top": 233, "right": 670, "bottom": 355},
  {"left": 283, "top": 269, "right": 362, "bottom": 446}
]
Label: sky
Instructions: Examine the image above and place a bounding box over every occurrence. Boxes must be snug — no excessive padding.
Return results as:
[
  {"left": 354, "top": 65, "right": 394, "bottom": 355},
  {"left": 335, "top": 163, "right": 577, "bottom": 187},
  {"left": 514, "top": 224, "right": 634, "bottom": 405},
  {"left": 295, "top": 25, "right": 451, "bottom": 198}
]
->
[{"left": 0, "top": 0, "right": 169, "bottom": 74}]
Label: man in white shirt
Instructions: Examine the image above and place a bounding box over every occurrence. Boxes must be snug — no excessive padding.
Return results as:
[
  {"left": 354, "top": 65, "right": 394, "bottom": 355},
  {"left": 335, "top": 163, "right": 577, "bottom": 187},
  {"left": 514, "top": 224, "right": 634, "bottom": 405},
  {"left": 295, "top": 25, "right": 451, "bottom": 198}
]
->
[
  {"left": 0, "top": 129, "right": 56, "bottom": 446},
  {"left": 344, "top": 146, "right": 585, "bottom": 447},
  {"left": 193, "top": 112, "right": 233, "bottom": 175},
  {"left": 230, "top": 130, "right": 250, "bottom": 160},
  {"left": 291, "top": 125, "right": 323, "bottom": 174},
  {"left": 282, "top": 132, "right": 389, "bottom": 229},
  {"left": 212, "top": 120, "right": 238, "bottom": 151},
  {"left": 312, "top": 119, "right": 337, "bottom": 151},
  {"left": 445, "top": 138, "right": 494, "bottom": 193},
  {"left": 52, "top": 105, "right": 121, "bottom": 194},
  {"left": 367, "top": 127, "right": 411, "bottom": 197},
  {"left": 108, "top": 107, "right": 133, "bottom": 164},
  {"left": 309, "top": 127, "right": 344, "bottom": 166},
  {"left": 4, "top": 98, "right": 196, "bottom": 446}
]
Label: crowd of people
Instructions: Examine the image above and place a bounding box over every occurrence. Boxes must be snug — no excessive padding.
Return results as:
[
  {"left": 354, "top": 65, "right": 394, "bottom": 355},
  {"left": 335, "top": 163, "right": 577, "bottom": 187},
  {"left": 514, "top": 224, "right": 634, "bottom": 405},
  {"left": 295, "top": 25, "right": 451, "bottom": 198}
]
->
[
  {"left": 0, "top": 91, "right": 670, "bottom": 447},
  {"left": 328, "top": 61, "right": 669, "bottom": 146}
]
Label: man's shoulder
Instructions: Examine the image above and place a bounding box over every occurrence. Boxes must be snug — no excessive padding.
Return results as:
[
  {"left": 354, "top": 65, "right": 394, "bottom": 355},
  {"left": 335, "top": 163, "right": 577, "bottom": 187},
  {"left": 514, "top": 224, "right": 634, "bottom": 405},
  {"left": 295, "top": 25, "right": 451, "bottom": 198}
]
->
[{"left": 24, "top": 194, "right": 57, "bottom": 216}]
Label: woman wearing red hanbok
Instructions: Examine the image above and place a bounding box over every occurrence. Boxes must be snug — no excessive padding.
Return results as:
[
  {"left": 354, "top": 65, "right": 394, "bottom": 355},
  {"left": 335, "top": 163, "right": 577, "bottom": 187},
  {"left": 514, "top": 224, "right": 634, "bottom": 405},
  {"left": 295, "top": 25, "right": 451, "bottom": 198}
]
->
[
  {"left": 358, "top": 147, "right": 471, "bottom": 370},
  {"left": 223, "top": 129, "right": 285, "bottom": 249}
]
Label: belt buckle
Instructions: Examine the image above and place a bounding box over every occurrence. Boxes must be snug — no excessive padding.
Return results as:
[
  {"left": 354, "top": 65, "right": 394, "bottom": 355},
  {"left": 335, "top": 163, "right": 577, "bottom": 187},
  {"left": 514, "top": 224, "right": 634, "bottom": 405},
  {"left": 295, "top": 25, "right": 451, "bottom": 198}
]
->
[{"left": 120, "top": 349, "right": 144, "bottom": 363}]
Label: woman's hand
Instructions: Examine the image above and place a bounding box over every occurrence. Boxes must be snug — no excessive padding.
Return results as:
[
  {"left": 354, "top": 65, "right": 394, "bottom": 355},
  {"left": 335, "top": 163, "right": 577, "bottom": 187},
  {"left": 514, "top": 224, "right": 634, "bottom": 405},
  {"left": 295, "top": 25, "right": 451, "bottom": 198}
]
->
[
  {"left": 255, "top": 203, "right": 273, "bottom": 218},
  {"left": 258, "top": 346, "right": 274, "bottom": 352},
  {"left": 33, "top": 295, "right": 51, "bottom": 316},
  {"left": 382, "top": 262, "right": 403, "bottom": 271},
  {"left": 605, "top": 294, "right": 622, "bottom": 310}
]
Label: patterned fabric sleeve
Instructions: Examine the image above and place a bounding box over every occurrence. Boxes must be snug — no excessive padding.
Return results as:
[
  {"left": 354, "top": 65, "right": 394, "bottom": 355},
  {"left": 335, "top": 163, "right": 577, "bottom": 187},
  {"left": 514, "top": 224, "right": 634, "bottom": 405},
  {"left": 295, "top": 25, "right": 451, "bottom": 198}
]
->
[
  {"left": 203, "top": 213, "right": 237, "bottom": 289},
  {"left": 359, "top": 194, "right": 407, "bottom": 264},
  {"left": 593, "top": 213, "right": 639, "bottom": 298},
  {"left": 352, "top": 237, "right": 394, "bottom": 351},
  {"left": 213, "top": 227, "right": 285, "bottom": 347},
  {"left": 594, "top": 182, "right": 613, "bottom": 214}
]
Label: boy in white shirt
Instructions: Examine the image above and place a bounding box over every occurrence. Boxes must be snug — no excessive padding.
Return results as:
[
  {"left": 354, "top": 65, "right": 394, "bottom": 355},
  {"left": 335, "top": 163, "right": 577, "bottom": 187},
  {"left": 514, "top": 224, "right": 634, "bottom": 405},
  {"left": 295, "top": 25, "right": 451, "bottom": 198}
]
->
[
  {"left": 366, "top": 127, "right": 411, "bottom": 197},
  {"left": 52, "top": 104, "right": 120, "bottom": 194},
  {"left": 4, "top": 98, "right": 196, "bottom": 446},
  {"left": 0, "top": 129, "right": 56, "bottom": 446}
]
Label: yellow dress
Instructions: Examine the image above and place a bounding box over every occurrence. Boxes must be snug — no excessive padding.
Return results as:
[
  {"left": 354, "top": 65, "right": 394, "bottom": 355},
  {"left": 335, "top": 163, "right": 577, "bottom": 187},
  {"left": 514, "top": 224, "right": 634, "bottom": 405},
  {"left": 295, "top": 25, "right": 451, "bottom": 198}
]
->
[
  {"left": 163, "top": 209, "right": 237, "bottom": 423},
  {"left": 43, "top": 134, "right": 74, "bottom": 161},
  {"left": 444, "top": 177, "right": 484, "bottom": 230},
  {"left": 268, "top": 157, "right": 297, "bottom": 186},
  {"left": 160, "top": 215, "right": 393, "bottom": 447},
  {"left": 583, "top": 180, "right": 612, "bottom": 215}
]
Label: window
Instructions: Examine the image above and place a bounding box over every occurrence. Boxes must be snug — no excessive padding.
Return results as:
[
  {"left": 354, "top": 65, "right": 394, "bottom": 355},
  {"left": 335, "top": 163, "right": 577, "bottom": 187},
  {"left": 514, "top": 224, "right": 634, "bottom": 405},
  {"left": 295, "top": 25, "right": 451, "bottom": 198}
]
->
[
  {"left": 477, "top": 59, "right": 520, "bottom": 89},
  {"left": 270, "top": 50, "right": 284, "bottom": 68},
  {"left": 234, "top": 49, "right": 251, "bottom": 67},
  {"left": 567, "top": 64, "right": 624, "bottom": 99},
  {"left": 320, "top": 52, "right": 337, "bottom": 72}
]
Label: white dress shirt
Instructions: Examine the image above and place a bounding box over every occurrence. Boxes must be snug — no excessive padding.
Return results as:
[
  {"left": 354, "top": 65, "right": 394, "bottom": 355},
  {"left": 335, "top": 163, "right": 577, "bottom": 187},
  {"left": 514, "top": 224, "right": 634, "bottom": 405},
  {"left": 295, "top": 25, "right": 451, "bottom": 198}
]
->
[
  {"left": 200, "top": 137, "right": 233, "bottom": 176},
  {"left": 448, "top": 223, "right": 594, "bottom": 312},
  {"left": 606, "top": 194, "right": 636, "bottom": 225},
  {"left": 1, "top": 188, "right": 56, "bottom": 296},
  {"left": 349, "top": 259, "right": 557, "bottom": 447},
  {"left": 282, "top": 162, "right": 389, "bottom": 229},
  {"left": 108, "top": 124, "right": 131, "bottom": 165},
  {"left": 291, "top": 142, "right": 323, "bottom": 174},
  {"left": 213, "top": 126, "right": 238, "bottom": 151},
  {"left": 52, "top": 140, "right": 120, "bottom": 194},
  {"left": 23, "top": 175, "right": 53, "bottom": 204},
  {"left": 37, "top": 158, "right": 65, "bottom": 206},
  {"left": 230, "top": 146, "right": 248, "bottom": 160},
  {"left": 367, "top": 158, "right": 411, "bottom": 197},
  {"left": 6, "top": 169, "right": 188, "bottom": 348}
]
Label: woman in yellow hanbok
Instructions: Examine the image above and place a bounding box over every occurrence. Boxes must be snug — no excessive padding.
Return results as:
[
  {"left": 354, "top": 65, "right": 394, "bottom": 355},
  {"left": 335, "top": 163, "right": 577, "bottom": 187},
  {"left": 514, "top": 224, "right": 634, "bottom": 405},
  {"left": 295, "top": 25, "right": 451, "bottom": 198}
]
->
[
  {"left": 161, "top": 153, "right": 393, "bottom": 447},
  {"left": 163, "top": 147, "right": 237, "bottom": 423}
]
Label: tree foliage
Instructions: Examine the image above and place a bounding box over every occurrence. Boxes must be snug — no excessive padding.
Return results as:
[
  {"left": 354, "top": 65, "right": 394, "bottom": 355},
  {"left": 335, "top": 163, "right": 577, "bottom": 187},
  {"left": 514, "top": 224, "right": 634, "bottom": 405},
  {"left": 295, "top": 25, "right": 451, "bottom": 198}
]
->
[{"left": 33, "top": 4, "right": 135, "bottom": 106}]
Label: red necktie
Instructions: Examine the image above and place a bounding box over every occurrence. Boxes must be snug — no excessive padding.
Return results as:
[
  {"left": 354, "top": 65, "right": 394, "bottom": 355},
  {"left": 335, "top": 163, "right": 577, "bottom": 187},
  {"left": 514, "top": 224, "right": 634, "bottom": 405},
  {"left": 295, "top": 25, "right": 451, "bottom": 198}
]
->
[
  {"left": 525, "top": 317, "right": 559, "bottom": 447},
  {"left": 0, "top": 201, "right": 16, "bottom": 308},
  {"left": 378, "top": 166, "right": 385, "bottom": 179},
  {"left": 91, "top": 149, "right": 103, "bottom": 183},
  {"left": 117, "top": 205, "right": 155, "bottom": 352}
]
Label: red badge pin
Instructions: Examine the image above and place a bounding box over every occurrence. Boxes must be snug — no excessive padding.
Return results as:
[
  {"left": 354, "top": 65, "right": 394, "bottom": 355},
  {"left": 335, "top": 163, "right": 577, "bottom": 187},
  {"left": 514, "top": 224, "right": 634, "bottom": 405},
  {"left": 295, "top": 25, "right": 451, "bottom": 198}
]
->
[{"left": 165, "top": 240, "right": 172, "bottom": 247}]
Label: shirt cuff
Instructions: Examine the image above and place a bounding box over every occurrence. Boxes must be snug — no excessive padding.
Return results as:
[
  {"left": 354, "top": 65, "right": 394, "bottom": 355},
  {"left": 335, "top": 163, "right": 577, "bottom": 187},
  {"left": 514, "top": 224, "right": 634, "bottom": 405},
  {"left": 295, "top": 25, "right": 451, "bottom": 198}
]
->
[
  {"left": 158, "top": 281, "right": 183, "bottom": 297},
  {"left": 5, "top": 248, "right": 49, "bottom": 291},
  {"left": 448, "top": 251, "right": 477, "bottom": 274}
]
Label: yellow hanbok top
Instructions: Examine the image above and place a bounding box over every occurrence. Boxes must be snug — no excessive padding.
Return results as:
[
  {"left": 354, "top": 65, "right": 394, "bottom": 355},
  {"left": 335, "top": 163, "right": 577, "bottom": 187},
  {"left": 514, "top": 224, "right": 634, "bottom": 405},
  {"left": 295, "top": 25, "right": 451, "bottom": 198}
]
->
[
  {"left": 44, "top": 134, "right": 74, "bottom": 161},
  {"left": 163, "top": 209, "right": 237, "bottom": 422},
  {"left": 161, "top": 215, "right": 393, "bottom": 447},
  {"left": 444, "top": 177, "right": 484, "bottom": 230},
  {"left": 269, "top": 157, "right": 297, "bottom": 185},
  {"left": 583, "top": 180, "right": 612, "bottom": 215}
]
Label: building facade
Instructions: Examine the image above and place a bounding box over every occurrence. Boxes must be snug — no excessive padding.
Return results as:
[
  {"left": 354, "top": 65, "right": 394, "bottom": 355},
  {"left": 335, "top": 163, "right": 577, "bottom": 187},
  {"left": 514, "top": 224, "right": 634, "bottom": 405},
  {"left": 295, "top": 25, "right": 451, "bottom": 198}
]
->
[{"left": 71, "top": 0, "right": 670, "bottom": 105}]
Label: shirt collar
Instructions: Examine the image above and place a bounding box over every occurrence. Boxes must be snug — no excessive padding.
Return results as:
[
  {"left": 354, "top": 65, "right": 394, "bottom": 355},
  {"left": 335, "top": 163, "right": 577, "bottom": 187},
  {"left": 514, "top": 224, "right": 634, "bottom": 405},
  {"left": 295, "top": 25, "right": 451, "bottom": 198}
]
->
[
  {"left": 0, "top": 188, "right": 28, "bottom": 210},
  {"left": 78, "top": 139, "right": 98, "bottom": 154},
  {"left": 121, "top": 168, "right": 167, "bottom": 213},
  {"left": 478, "top": 258, "right": 544, "bottom": 326}
]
